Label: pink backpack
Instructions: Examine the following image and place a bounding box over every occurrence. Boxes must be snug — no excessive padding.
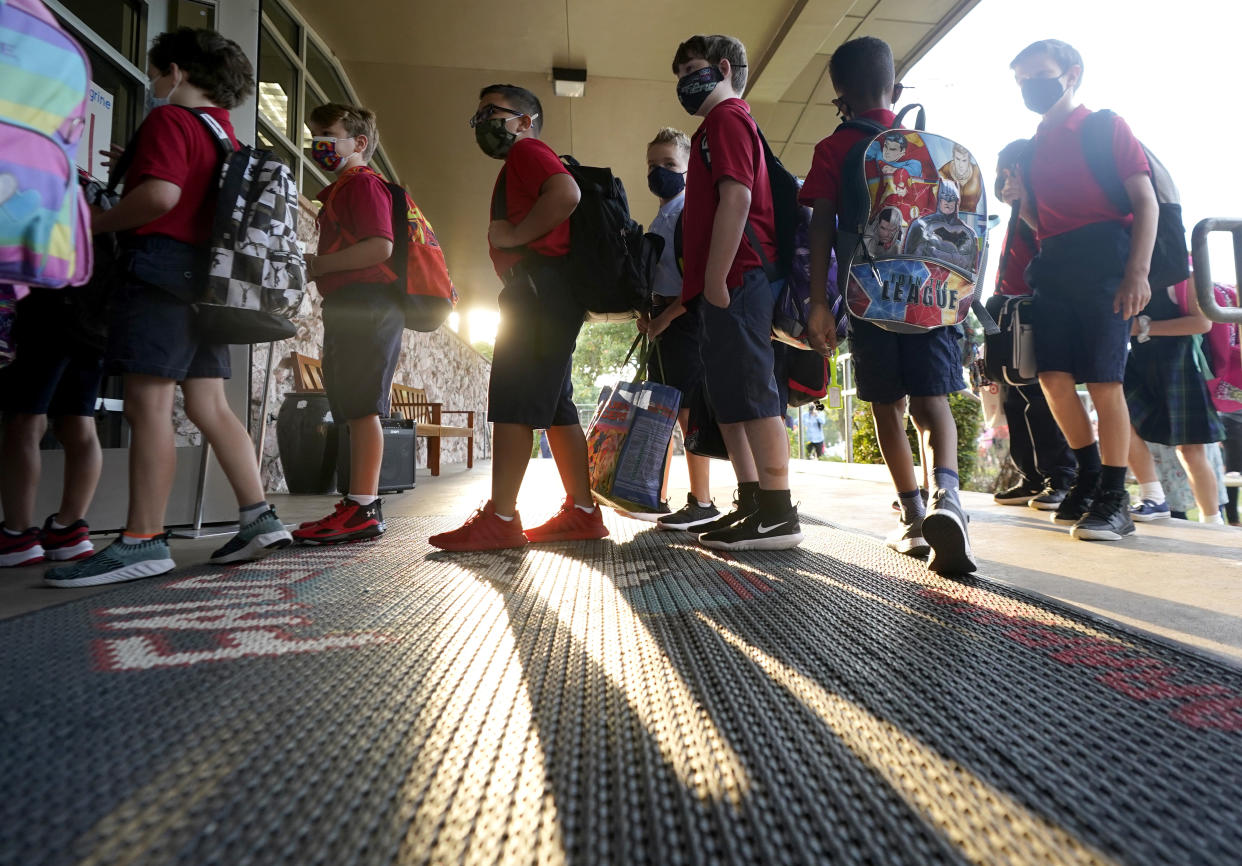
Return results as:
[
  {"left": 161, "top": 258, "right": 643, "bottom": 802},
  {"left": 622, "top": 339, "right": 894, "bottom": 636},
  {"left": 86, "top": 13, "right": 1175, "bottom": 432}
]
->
[{"left": 0, "top": 0, "right": 93, "bottom": 289}]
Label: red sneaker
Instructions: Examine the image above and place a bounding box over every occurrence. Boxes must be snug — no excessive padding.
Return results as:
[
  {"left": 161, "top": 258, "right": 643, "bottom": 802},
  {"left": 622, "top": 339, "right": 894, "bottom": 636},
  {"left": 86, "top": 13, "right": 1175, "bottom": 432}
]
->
[
  {"left": 292, "top": 499, "right": 385, "bottom": 544},
  {"left": 524, "top": 497, "right": 609, "bottom": 543},
  {"left": 429, "top": 501, "right": 528, "bottom": 552},
  {"left": 0, "top": 525, "right": 43, "bottom": 567},
  {"left": 39, "top": 515, "right": 94, "bottom": 561}
]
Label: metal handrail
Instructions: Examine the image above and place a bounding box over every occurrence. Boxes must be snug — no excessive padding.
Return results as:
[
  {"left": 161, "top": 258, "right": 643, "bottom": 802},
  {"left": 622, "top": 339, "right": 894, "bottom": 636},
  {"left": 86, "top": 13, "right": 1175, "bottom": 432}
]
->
[{"left": 1191, "top": 218, "right": 1242, "bottom": 323}]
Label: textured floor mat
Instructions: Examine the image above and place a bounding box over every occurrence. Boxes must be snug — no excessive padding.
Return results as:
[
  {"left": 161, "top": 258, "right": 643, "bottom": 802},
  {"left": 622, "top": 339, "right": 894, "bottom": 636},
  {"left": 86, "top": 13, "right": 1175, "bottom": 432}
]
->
[{"left": 2, "top": 514, "right": 1241, "bottom": 865}]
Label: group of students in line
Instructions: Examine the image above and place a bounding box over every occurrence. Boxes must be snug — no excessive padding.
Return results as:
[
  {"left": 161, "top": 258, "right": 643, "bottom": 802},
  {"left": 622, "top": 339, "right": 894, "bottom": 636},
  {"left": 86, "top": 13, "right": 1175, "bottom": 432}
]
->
[{"left": 0, "top": 26, "right": 1229, "bottom": 589}]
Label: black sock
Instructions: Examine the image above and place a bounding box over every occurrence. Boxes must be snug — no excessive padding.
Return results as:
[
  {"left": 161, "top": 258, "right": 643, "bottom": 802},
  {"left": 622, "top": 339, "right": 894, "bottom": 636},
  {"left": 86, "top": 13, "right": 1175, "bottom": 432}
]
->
[
  {"left": 758, "top": 489, "right": 793, "bottom": 516},
  {"left": 1072, "top": 443, "right": 1102, "bottom": 488},
  {"left": 1099, "top": 464, "right": 1127, "bottom": 494},
  {"left": 738, "top": 481, "right": 761, "bottom": 510}
]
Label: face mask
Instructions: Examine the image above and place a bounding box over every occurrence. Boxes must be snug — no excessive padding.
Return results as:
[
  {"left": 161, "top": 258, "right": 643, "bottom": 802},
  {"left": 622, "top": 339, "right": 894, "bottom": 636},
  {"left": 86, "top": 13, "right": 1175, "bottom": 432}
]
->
[
  {"left": 677, "top": 65, "right": 724, "bottom": 115},
  {"left": 145, "top": 72, "right": 178, "bottom": 116},
  {"left": 1021, "top": 76, "right": 1065, "bottom": 114},
  {"left": 310, "top": 137, "right": 356, "bottom": 173},
  {"left": 647, "top": 166, "right": 685, "bottom": 199},
  {"left": 475, "top": 117, "right": 518, "bottom": 159}
]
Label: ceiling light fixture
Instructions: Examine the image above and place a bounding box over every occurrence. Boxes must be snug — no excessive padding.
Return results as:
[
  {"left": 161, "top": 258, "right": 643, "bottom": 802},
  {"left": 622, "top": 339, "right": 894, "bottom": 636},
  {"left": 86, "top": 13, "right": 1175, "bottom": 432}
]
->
[{"left": 553, "top": 67, "right": 587, "bottom": 98}]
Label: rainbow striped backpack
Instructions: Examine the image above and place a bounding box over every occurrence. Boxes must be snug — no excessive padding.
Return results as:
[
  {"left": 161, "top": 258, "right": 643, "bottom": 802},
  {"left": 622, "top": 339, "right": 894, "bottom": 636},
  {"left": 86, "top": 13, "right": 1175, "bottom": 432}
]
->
[{"left": 0, "top": 0, "right": 92, "bottom": 289}]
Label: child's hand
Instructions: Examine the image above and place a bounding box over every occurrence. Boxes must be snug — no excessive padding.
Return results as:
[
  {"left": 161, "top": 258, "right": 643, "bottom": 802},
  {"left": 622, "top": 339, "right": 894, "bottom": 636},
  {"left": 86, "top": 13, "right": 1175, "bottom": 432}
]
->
[
  {"left": 703, "top": 283, "right": 729, "bottom": 309},
  {"left": 488, "top": 220, "right": 518, "bottom": 249},
  {"left": 806, "top": 302, "right": 839, "bottom": 356},
  {"left": 1114, "top": 273, "right": 1151, "bottom": 319},
  {"left": 636, "top": 312, "right": 651, "bottom": 335},
  {"left": 304, "top": 254, "right": 318, "bottom": 279},
  {"left": 99, "top": 144, "right": 125, "bottom": 169}
]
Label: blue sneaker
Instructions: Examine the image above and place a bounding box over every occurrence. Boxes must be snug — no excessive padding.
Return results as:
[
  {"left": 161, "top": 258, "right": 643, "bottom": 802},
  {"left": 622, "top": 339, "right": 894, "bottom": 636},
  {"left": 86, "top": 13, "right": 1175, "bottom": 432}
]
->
[
  {"left": 210, "top": 508, "right": 293, "bottom": 564},
  {"left": 44, "top": 535, "right": 175, "bottom": 588},
  {"left": 1130, "top": 499, "right": 1171, "bottom": 522}
]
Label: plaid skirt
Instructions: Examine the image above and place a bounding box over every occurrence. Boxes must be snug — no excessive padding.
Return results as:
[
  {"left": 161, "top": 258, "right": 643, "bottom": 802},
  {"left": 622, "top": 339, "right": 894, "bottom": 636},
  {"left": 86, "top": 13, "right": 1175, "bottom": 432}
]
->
[{"left": 1125, "top": 336, "right": 1225, "bottom": 445}]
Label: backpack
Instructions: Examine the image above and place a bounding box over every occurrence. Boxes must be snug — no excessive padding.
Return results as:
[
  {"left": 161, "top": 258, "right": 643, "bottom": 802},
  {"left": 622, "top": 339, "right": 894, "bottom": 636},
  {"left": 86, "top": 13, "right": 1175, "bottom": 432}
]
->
[
  {"left": 182, "top": 107, "right": 305, "bottom": 344},
  {"left": 0, "top": 0, "right": 93, "bottom": 290},
  {"left": 834, "top": 105, "right": 993, "bottom": 334},
  {"left": 697, "top": 120, "right": 848, "bottom": 346},
  {"left": 494, "top": 156, "right": 646, "bottom": 321},
  {"left": 1081, "top": 109, "right": 1189, "bottom": 292},
  {"left": 323, "top": 166, "right": 457, "bottom": 332}
]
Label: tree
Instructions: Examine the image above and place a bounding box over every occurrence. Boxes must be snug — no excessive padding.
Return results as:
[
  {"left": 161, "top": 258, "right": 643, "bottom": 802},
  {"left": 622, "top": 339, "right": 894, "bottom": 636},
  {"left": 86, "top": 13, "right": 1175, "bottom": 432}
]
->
[{"left": 571, "top": 321, "right": 641, "bottom": 404}]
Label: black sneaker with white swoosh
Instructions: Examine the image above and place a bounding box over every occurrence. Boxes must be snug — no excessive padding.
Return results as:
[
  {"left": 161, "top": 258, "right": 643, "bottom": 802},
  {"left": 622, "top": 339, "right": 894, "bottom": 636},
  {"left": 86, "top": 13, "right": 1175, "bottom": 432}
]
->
[{"left": 698, "top": 506, "right": 803, "bottom": 551}]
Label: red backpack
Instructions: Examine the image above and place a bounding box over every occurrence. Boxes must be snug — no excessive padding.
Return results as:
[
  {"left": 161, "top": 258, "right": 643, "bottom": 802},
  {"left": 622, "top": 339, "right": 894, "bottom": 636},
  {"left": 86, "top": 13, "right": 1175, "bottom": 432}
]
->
[{"left": 323, "top": 167, "right": 457, "bottom": 331}]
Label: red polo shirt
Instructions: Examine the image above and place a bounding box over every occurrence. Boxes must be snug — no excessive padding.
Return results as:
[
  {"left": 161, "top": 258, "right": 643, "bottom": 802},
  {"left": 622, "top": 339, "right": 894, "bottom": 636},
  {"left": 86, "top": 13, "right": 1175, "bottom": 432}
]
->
[
  {"left": 315, "top": 166, "right": 396, "bottom": 295},
  {"left": 125, "top": 105, "right": 238, "bottom": 246},
  {"left": 489, "top": 137, "right": 571, "bottom": 276},
  {"left": 800, "top": 108, "right": 897, "bottom": 207},
  {"left": 996, "top": 218, "right": 1037, "bottom": 297},
  {"left": 1028, "top": 105, "right": 1149, "bottom": 241},
  {"left": 682, "top": 98, "right": 777, "bottom": 301}
]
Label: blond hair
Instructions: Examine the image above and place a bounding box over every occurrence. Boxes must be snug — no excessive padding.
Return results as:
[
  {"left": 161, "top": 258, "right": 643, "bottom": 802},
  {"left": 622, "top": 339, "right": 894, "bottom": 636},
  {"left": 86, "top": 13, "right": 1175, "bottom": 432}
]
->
[
  {"left": 309, "top": 103, "right": 379, "bottom": 160},
  {"left": 648, "top": 127, "right": 690, "bottom": 155}
]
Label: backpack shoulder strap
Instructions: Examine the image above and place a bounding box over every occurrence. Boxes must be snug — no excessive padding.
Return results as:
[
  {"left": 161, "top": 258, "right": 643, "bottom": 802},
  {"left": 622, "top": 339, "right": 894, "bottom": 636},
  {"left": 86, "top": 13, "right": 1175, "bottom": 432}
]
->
[
  {"left": 1081, "top": 108, "right": 1130, "bottom": 214},
  {"left": 491, "top": 169, "right": 508, "bottom": 222},
  {"left": 836, "top": 117, "right": 889, "bottom": 137},
  {"left": 173, "top": 105, "right": 237, "bottom": 159},
  {"left": 673, "top": 210, "right": 684, "bottom": 277},
  {"left": 892, "top": 103, "right": 927, "bottom": 131}
]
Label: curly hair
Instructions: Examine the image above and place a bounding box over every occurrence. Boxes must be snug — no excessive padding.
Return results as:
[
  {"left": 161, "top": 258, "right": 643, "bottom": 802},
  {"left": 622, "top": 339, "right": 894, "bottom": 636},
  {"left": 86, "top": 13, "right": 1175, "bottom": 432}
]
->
[{"left": 148, "top": 28, "right": 254, "bottom": 110}]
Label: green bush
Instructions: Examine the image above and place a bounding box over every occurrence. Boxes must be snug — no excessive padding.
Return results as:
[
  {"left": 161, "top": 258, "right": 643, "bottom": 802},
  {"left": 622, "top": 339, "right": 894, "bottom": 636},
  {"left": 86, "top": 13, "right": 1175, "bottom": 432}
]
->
[{"left": 850, "top": 394, "right": 983, "bottom": 488}]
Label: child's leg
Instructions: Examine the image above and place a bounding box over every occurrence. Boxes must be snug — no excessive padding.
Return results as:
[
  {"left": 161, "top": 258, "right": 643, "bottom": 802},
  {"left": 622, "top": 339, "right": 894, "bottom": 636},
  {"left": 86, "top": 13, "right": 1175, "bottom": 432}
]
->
[
  {"left": 545, "top": 423, "right": 592, "bottom": 505},
  {"left": 1084, "top": 382, "right": 1130, "bottom": 469},
  {"left": 676, "top": 409, "right": 712, "bottom": 504},
  {"left": 871, "top": 400, "right": 919, "bottom": 493},
  {"left": 0, "top": 413, "right": 48, "bottom": 529},
  {"left": 51, "top": 415, "right": 101, "bottom": 524},
  {"left": 1127, "top": 425, "right": 1158, "bottom": 485},
  {"left": 1039, "top": 372, "right": 1094, "bottom": 448},
  {"left": 181, "top": 377, "right": 264, "bottom": 508},
  {"left": 123, "top": 374, "right": 179, "bottom": 535},
  {"left": 1175, "top": 444, "right": 1221, "bottom": 519},
  {"left": 740, "top": 416, "right": 789, "bottom": 491},
  {"left": 719, "top": 423, "right": 757, "bottom": 484},
  {"left": 492, "top": 422, "right": 536, "bottom": 515},
  {"left": 909, "top": 395, "right": 958, "bottom": 478},
  {"left": 345, "top": 414, "right": 383, "bottom": 498},
  {"left": 659, "top": 435, "right": 674, "bottom": 502}
]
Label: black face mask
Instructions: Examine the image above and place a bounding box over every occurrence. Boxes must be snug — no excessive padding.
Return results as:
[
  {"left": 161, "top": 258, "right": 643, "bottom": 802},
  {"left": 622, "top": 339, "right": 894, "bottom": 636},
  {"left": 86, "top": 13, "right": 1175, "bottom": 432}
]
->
[
  {"left": 647, "top": 166, "right": 685, "bottom": 199},
  {"left": 475, "top": 117, "right": 517, "bottom": 159},
  {"left": 1021, "top": 76, "right": 1065, "bottom": 114},
  {"left": 677, "top": 65, "right": 724, "bottom": 115}
]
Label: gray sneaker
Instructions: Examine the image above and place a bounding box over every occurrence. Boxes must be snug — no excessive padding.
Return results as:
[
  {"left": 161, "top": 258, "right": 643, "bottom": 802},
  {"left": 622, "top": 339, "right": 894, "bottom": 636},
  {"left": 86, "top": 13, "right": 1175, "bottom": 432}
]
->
[
  {"left": 210, "top": 508, "right": 293, "bottom": 564},
  {"left": 44, "top": 535, "right": 176, "bottom": 588},
  {"left": 885, "top": 515, "right": 930, "bottom": 557},
  {"left": 657, "top": 493, "right": 722, "bottom": 531},
  {"left": 921, "top": 488, "right": 978, "bottom": 575}
]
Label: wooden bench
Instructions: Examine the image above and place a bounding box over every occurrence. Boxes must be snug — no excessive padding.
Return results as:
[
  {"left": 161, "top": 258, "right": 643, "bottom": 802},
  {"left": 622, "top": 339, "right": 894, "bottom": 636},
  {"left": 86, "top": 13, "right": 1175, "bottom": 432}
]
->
[{"left": 290, "top": 352, "right": 475, "bottom": 476}]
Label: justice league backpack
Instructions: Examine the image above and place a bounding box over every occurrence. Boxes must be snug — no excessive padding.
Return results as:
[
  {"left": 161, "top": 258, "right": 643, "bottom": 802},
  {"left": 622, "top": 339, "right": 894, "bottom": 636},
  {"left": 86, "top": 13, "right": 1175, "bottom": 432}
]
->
[
  {"left": 182, "top": 107, "right": 306, "bottom": 344},
  {"left": 834, "top": 105, "right": 993, "bottom": 334}
]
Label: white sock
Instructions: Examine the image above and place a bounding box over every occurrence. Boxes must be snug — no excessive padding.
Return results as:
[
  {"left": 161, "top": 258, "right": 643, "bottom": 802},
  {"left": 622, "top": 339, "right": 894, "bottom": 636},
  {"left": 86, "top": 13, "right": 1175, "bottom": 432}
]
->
[
  {"left": 697, "top": 499, "right": 713, "bottom": 508},
  {"left": 1139, "top": 482, "right": 1165, "bottom": 504},
  {"left": 494, "top": 512, "right": 514, "bottom": 522},
  {"left": 2, "top": 526, "right": 23, "bottom": 537},
  {"left": 51, "top": 517, "right": 69, "bottom": 530},
  {"left": 238, "top": 502, "right": 268, "bottom": 524},
  {"left": 574, "top": 503, "right": 596, "bottom": 514},
  {"left": 347, "top": 494, "right": 378, "bottom": 507},
  {"left": 1202, "top": 510, "right": 1225, "bottom": 525},
  {"left": 121, "top": 533, "right": 154, "bottom": 545}
]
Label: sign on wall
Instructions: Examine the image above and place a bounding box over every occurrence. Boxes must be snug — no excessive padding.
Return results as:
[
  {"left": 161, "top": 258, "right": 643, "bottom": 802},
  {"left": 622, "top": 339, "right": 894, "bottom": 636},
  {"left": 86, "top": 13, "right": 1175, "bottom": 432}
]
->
[{"left": 75, "top": 83, "right": 114, "bottom": 181}]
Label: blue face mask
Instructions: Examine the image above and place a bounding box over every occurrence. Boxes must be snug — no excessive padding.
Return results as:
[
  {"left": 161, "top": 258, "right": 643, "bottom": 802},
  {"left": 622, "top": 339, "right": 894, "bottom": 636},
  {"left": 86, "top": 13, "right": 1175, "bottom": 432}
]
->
[
  {"left": 145, "top": 72, "right": 178, "bottom": 116},
  {"left": 647, "top": 165, "right": 685, "bottom": 199},
  {"left": 676, "top": 65, "right": 724, "bottom": 115}
]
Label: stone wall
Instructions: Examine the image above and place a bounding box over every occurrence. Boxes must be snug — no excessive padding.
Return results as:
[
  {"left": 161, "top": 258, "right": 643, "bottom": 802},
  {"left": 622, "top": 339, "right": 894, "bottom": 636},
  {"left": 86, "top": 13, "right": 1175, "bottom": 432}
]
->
[{"left": 250, "top": 195, "right": 492, "bottom": 493}]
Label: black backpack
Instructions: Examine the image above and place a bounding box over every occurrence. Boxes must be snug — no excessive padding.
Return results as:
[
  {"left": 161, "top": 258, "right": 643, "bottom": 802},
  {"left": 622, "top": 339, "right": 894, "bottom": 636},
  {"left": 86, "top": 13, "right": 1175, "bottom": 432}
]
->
[
  {"left": 494, "top": 156, "right": 647, "bottom": 321},
  {"left": 1081, "top": 109, "right": 1189, "bottom": 292}
]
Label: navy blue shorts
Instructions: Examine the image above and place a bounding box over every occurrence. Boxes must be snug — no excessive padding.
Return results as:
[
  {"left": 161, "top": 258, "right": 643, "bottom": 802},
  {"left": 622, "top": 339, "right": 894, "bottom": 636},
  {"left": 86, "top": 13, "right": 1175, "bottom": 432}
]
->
[
  {"left": 107, "top": 237, "right": 230, "bottom": 381},
  {"left": 849, "top": 318, "right": 965, "bottom": 405},
  {"left": 1026, "top": 222, "right": 1132, "bottom": 384},
  {"left": 488, "top": 256, "right": 585, "bottom": 428},
  {"left": 322, "top": 283, "right": 405, "bottom": 422},
  {"left": 648, "top": 298, "right": 702, "bottom": 397},
  {"left": 0, "top": 289, "right": 103, "bottom": 416},
  {"left": 698, "top": 267, "right": 782, "bottom": 424}
]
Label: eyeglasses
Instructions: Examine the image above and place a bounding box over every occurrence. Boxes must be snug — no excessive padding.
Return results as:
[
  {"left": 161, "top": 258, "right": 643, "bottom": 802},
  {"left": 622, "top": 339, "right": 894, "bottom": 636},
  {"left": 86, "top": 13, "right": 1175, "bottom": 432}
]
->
[
  {"left": 468, "top": 104, "right": 527, "bottom": 128},
  {"left": 310, "top": 136, "right": 353, "bottom": 144}
]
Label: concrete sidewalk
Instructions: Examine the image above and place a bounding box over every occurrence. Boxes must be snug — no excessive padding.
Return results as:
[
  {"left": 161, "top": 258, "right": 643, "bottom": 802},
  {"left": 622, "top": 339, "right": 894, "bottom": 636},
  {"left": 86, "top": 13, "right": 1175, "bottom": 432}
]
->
[{"left": 3, "top": 457, "right": 1239, "bottom": 663}]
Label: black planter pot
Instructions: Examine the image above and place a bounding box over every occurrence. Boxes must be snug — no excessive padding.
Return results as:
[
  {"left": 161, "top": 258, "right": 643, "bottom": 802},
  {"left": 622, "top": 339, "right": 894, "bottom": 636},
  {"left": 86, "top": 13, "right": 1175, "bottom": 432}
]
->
[{"left": 276, "top": 394, "right": 338, "bottom": 495}]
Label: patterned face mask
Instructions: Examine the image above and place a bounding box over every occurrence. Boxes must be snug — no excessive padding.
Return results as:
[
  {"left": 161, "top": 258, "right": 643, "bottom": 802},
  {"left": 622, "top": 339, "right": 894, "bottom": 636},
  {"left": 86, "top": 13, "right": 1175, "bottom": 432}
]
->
[{"left": 310, "top": 137, "right": 356, "bottom": 172}]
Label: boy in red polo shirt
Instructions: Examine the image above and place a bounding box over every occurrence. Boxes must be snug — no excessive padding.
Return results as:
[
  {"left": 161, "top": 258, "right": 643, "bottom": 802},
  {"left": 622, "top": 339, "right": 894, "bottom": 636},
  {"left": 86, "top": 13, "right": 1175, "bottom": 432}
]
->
[
  {"left": 803, "top": 36, "right": 975, "bottom": 575},
  {"left": 46, "top": 28, "right": 292, "bottom": 587},
  {"left": 295, "top": 103, "right": 398, "bottom": 545},
  {"left": 669, "top": 34, "right": 802, "bottom": 551},
  {"left": 430, "top": 84, "right": 607, "bottom": 551},
  {"left": 1010, "top": 39, "right": 1156, "bottom": 542}
]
